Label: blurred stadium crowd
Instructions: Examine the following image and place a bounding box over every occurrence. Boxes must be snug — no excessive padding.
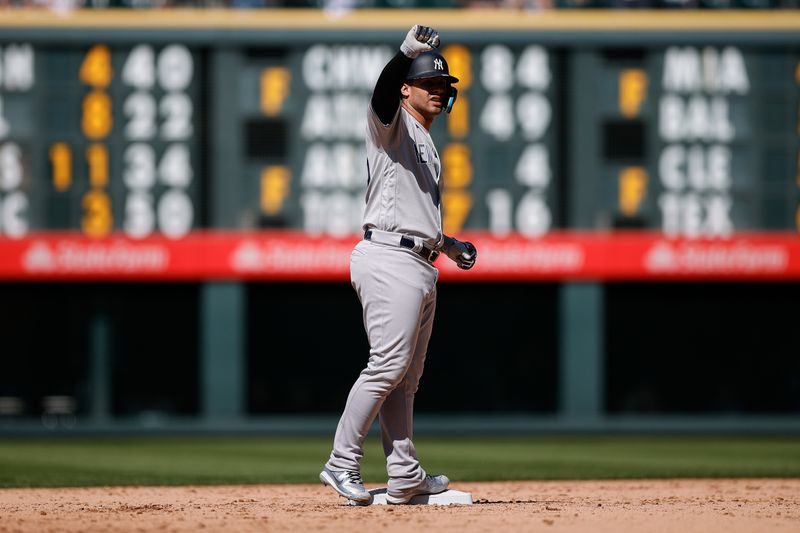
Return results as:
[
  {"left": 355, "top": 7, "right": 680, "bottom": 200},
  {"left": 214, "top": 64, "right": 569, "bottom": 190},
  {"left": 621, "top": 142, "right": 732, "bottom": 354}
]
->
[{"left": 0, "top": 0, "right": 797, "bottom": 11}]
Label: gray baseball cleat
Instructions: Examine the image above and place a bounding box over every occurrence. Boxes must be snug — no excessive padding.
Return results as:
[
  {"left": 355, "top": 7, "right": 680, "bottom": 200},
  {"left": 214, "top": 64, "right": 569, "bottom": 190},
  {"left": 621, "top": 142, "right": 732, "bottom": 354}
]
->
[
  {"left": 319, "top": 466, "right": 373, "bottom": 505},
  {"left": 386, "top": 474, "right": 450, "bottom": 504}
]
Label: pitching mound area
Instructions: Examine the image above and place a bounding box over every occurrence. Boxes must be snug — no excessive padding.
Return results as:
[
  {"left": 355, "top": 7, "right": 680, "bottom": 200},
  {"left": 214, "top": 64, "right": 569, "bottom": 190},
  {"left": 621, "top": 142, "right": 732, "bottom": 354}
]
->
[{"left": 1, "top": 479, "right": 798, "bottom": 532}]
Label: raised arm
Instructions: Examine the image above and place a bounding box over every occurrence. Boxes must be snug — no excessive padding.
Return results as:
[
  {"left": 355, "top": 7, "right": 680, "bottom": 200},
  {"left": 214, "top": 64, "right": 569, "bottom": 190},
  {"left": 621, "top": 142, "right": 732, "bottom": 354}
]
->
[
  {"left": 371, "top": 52, "right": 413, "bottom": 125},
  {"left": 371, "top": 25, "right": 440, "bottom": 125}
]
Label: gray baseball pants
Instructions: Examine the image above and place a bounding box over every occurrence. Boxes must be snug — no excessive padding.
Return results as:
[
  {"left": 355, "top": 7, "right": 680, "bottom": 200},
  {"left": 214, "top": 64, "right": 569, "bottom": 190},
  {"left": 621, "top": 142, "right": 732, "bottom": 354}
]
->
[{"left": 326, "top": 239, "right": 438, "bottom": 493}]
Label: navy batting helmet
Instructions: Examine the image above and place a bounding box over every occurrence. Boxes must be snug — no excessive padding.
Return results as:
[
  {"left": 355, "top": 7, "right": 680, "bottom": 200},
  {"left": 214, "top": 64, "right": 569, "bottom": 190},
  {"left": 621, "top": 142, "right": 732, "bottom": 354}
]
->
[
  {"left": 405, "top": 51, "right": 459, "bottom": 84},
  {"left": 405, "top": 51, "right": 459, "bottom": 113}
]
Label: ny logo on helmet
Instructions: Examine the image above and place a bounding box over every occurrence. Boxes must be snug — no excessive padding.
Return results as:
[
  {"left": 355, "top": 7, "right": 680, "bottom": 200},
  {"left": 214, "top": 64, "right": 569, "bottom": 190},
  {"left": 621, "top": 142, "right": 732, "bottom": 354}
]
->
[{"left": 434, "top": 58, "right": 443, "bottom": 70}]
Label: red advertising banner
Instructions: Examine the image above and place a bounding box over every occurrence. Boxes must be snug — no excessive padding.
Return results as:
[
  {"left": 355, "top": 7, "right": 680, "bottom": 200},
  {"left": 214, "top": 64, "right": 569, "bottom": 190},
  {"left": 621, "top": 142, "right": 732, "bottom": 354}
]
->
[{"left": 0, "top": 231, "right": 799, "bottom": 282}]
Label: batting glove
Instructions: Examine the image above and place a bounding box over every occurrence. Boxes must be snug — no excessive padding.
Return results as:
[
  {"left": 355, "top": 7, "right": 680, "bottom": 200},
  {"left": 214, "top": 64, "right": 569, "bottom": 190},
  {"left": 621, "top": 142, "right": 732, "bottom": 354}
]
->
[
  {"left": 456, "top": 241, "right": 477, "bottom": 270},
  {"left": 400, "top": 25, "right": 440, "bottom": 58},
  {"left": 444, "top": 237, "right": 477, "bottom": 270}
]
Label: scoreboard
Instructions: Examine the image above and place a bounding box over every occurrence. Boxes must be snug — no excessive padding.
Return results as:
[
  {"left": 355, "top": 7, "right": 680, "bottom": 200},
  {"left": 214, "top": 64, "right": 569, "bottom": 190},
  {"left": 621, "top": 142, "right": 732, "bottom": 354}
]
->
[
  {"left": 0, "top": 10, "right": 799, "bottom": 281},
  {"left": 2, "top": 11, "right": 800, "bottom": 426},
  {"left": 582, "top": 45, "right": 799, "bottom": 236},
  {"left": 0, "top": 42, "right": 200, "bottom": 238},
  {"left": 246, "top": 41, "right": 559, "bottom": 237}
]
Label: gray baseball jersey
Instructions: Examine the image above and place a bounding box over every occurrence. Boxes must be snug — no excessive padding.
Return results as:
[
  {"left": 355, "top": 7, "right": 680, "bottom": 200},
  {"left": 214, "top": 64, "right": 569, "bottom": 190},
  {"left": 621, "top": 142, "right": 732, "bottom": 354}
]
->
[
  {"left": 324, "top": 52, "right": 447, "bottom": 497},
  {"left": 362, "top": 105, "right": 443, "bottom": 247}
]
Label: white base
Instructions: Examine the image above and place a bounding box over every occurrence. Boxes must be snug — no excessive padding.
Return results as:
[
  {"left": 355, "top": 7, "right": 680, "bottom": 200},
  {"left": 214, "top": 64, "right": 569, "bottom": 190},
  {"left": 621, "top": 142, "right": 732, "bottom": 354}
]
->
[{"left": 358, "top": 488, "right": 473, "bottom": 506}]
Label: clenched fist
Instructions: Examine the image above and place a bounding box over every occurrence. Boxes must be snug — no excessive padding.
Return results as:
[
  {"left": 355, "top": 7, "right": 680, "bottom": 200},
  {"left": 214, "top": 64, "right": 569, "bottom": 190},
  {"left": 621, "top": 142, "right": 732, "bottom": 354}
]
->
[
  {"left": 400, "top": 25, "right": 440, "bottom": 58},
  {"left": 443, "top": 236, "right": 477, "bottom": 270}
]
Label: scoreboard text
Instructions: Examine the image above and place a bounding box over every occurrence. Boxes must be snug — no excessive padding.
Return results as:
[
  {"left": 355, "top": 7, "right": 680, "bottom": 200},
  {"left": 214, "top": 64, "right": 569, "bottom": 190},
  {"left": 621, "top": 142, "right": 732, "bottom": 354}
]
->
[{"left": 0, "top": 11, "right": 798, "bottom": 281}]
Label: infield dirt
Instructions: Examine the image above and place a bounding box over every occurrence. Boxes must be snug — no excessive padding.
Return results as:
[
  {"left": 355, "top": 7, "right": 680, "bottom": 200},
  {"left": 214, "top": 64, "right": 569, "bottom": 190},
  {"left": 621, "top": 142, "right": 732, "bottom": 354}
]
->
[{"left": 1, "top": 478, "right": 798, "bottom": 532}]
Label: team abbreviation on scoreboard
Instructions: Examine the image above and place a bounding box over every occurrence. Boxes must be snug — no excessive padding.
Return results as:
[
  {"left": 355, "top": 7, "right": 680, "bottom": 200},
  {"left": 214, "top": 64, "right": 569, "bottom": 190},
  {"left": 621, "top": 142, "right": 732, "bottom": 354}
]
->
[
  {"left": 297, "top": 45, "right": 391, "bottom": 237},
  {"left": 0, "top": 44, "right": 34, "bottom": 238},
  {"left": 657, "top": 46, "right": 749, "bottom": 238}
]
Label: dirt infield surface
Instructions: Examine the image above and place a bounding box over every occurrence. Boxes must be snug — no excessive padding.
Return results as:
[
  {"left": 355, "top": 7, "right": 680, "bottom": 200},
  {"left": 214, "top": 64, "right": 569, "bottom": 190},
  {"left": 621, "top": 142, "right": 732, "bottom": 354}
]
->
[{"left": 1, "top": 479, "right": 798, "bottom": 532}]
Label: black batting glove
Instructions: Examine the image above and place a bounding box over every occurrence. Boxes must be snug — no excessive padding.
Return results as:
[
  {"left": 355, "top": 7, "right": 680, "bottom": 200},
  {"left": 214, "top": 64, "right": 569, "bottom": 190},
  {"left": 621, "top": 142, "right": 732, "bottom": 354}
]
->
[
  {"left": 443, "top": 237, "right": 477, "bottom": 271},
  {"left": 456, "top": 241, "right": 477, "bottom": 270}
]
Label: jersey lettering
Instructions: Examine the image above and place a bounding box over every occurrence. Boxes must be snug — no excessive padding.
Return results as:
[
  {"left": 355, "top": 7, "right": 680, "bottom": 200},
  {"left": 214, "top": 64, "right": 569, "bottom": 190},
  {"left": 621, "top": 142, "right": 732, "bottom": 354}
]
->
[{"left": 416, "top": 143, "right": 428, "bottom": 163}]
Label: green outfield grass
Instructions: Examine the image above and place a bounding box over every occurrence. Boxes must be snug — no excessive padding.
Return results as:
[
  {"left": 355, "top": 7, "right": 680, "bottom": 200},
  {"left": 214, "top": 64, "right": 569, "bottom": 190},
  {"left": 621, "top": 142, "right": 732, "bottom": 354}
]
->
[{"left": 0, "top": 436, "right": 798, "bottom": 488}]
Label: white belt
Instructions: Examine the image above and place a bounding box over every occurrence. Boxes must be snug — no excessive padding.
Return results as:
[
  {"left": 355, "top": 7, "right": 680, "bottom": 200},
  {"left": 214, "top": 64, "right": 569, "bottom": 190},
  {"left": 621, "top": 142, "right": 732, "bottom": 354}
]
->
[{"left": 363, "top": 229, "right": 441, "bottom": 263}]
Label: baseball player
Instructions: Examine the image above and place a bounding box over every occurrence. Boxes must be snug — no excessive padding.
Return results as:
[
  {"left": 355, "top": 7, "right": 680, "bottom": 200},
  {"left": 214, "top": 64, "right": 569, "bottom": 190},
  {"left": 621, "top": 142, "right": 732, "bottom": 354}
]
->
[{"left": 319, "top": 25, "right": 477, "bottom": 506}]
